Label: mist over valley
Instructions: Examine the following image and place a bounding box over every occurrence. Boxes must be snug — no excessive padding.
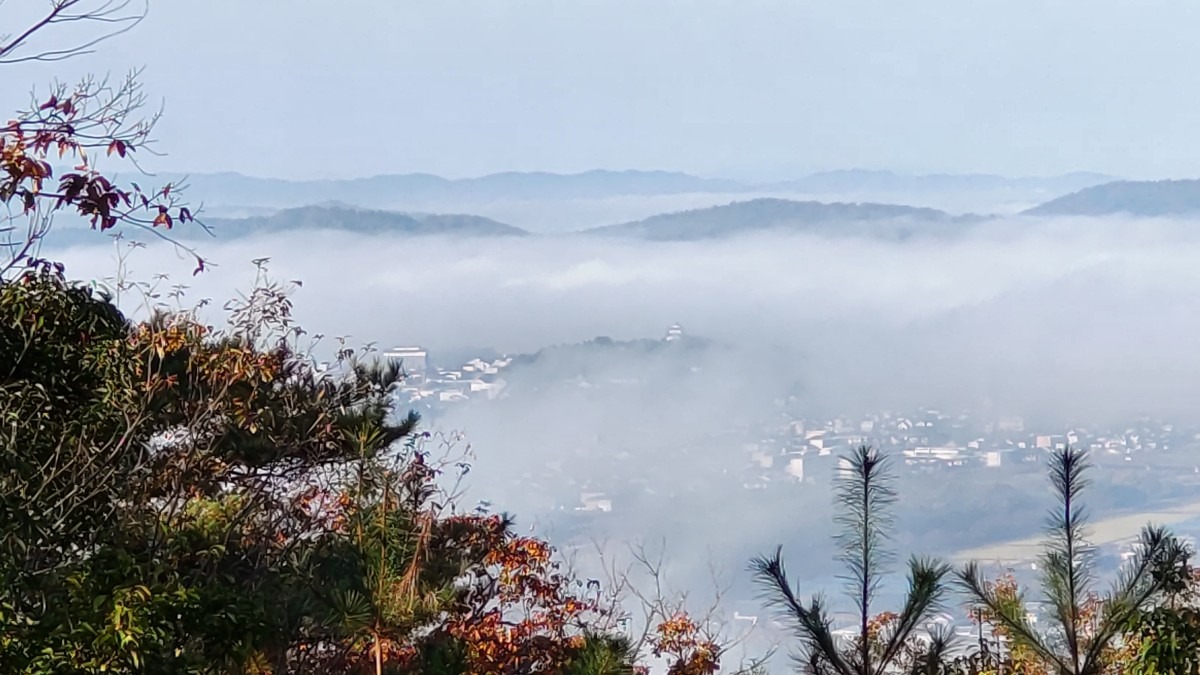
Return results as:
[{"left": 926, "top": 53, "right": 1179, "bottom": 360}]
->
[{"left": 44, "top": 173, "right": 1200, "bottom": 628}]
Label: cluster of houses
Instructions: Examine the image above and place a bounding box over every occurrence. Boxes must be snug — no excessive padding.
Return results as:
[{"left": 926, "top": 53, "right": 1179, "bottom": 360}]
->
[
  {"left": 381, "top": 345, "right": 513, "bottom": 405},
  {"left": 373, "top": 331, "right": 1196, "bottom": 529},
  {"left": 569, "top": 410, "right": 1193, "bottom": 519},
  {"left": 734, "top": 408, "right": 1194, "bottom": 492},
  {"left": 383, "top": 324, "right": 695, "bottom": 408}
]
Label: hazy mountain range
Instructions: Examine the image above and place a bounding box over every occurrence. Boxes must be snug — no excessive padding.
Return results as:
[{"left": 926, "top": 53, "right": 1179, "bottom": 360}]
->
[
  {"left": 128, "top": 168, "right": 1115, "bottom": 211},
  {"left": 46, "top": 172, "right": 1200, "bottom": 248},
  {"left": 178, "top": 177, "right": 1200, "bottom": 243},
  {"left": 769, "top": 169, "right": 1113, "bottom": 195},
  {"left": 180, "top": 199, "right": 977, "bottom": 242},
  {"left": 136, "top": 170, "right": 745, "bottom": 208}
]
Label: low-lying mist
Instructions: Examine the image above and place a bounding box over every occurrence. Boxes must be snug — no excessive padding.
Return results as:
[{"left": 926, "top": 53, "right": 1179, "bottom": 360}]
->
[
  {"left": 42, "top": 215, "right": 1200, "bottom": 635},
  {"left": 49, "top": 215, "right": 1200, "bottom": 421}
]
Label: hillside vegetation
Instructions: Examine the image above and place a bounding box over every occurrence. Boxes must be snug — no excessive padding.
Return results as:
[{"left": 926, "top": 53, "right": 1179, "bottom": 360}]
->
[
  {"left": 586, "top": 197, "right": 980, "bottom": 241},
  {"left": 203, "top": 204, "right": 528, "bottom": 238},
  {"left": 1026, "top": 179, "right": 1200, "bottom": 216}
]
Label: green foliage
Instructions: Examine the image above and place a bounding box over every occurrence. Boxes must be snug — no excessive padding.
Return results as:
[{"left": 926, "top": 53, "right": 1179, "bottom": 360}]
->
[
  {"left": 1123, "top": 542, "right": 1200, "bottom": 675},
  {"left": 561, "top": 634, "right": 637, "bottom": 675},
  {"left": 0, "top": 269, "right": 423, "bottom": 672},
  {"left": 1126, "top": 606, "right": 1200, "bottom": 675},
  {"left": 0, "top": 271, "right": 159, "bottom": 672},
  {"left": 1, "top": 271, "right": 140, "bottom": 559}
]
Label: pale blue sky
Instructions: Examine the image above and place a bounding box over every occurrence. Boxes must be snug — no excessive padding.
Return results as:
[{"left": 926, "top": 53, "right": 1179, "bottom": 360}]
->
[{"left": 7, "top": 0, "right": 1200, "bottom": 180}]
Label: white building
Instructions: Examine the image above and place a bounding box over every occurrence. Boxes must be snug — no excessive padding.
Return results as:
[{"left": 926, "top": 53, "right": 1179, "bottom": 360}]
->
[
  {"left": 468, "top": 379, "right": 508, "bottom": 399},
  {"left": 577, "top": 491, "right": 613, "bottom": 512},
  {"left": 786, "top": 457, "right": 804, "bottom": 481},
  {"left": 382, "top": 346, "right": 428, "bottom": 378}
]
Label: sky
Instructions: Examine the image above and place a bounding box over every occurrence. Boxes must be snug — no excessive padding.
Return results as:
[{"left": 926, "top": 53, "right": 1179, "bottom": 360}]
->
[{"left": 6, "top": 0, "right": 1200, "bottom": 181}]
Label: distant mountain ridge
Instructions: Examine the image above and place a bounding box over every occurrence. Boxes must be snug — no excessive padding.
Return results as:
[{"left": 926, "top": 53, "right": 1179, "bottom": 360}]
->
[
  {"left": 144, "top": 198, "right": 988, "bottom": 244},
  {"left": 202, "top": 205, "right": 528, "bottom": 238},
  {"left": 146, "top": 170, "right": 747, "bottom": 208},
  {"left": 1024, "top": 179, "right": 1200, "bottom": 217},
  {"left": 774, "top": 169, "right": 1113, "bottom": 194},
  {"left": 55, "top": 175, "right": 1200, "bottom": 249},
  {"left": 585, "top": 198, "right": 982, "bottom": 241},
  {"left": 127, "top": 168, "right": 1117, "bottom": 212}
]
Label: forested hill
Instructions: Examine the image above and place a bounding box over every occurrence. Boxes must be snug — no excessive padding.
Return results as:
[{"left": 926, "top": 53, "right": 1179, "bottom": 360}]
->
[
  {"left": 202, "top": 205, "right": 528, "bottom": 238},
  {"left": 585, "top": 197, "right": 980, "bottom": 241},
  {"left": 1025, "top": 179, "right": 1200, "bottom": 217}
]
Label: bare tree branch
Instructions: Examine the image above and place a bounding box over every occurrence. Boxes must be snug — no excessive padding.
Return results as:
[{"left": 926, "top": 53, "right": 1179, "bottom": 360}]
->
[{"left": 0, "top": 0, "right": 147, "bottom": 64}]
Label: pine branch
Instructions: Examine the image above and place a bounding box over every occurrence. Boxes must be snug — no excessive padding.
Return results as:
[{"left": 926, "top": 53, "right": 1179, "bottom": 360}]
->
[
  {"left": 835, "top": 445, "right": 896, "bottom": 673},
  {"left": 750, "top": 548, "right": 853, "bottom": 675},
  {"left": 877, "top": 557, "right": 951, "bottom": 674}
]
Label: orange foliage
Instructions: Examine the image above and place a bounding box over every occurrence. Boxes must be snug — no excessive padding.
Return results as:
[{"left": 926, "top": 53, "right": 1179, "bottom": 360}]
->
[
  {"left": 651, "top": 612, "right": 721, "bottom": 675},
  {"left": 449, "top": 533, "right": 599, "bottom": 673},
  {"left": 968, "top": 573, "right": 1050, "bottom": 675}
]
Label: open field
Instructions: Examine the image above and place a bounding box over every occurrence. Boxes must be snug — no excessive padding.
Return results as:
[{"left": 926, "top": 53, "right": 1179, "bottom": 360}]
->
[{"left": 952, "top": 499, "right": 1200, "bottom": 563}]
